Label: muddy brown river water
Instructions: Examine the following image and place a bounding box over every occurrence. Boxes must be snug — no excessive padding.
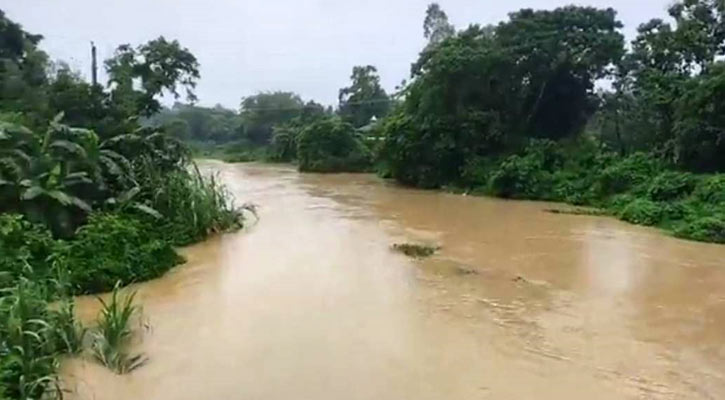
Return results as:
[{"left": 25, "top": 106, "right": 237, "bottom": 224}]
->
[{"left": 62, "top": 162, "right": 725, "bottom": 400}]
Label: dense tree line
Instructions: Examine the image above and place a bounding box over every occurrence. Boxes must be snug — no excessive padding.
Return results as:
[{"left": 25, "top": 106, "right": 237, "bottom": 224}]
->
[{"left": 377, "top": 1, "right": 725, "bottom": 243}]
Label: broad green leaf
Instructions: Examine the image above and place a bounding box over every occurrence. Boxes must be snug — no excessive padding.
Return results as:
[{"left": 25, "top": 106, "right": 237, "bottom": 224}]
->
[
  {"left": 21, "top": 186, "right": 45, "bottom": 200},
  {"left": 50, "top": 140, "right": 88, "bottom": 158},
  {"left": 132, "top": 203, "right": 163, "bottom": 219},
  {"left": 69, "top": 195, "right": 93, "bottom": 212},
  {"left": 118, "top": 186, "right": 141, "bottom": 203}
]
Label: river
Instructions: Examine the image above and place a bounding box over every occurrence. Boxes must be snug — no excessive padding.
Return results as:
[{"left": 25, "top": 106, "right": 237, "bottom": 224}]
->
[{"left": 62, "top": 161, "right": 725, "bottom": 400}]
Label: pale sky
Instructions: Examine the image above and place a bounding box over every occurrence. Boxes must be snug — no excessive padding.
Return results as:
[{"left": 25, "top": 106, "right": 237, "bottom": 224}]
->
[{"left": 4, "top": 0, "right": 671, "bottom": 109}]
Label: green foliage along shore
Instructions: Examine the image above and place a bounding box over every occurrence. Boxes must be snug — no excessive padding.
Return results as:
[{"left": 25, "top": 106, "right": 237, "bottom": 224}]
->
[
  {"left": 0, "top": 11, "right": 246, "bottom": 399},
  {"left": 456, "top": 139, "right": 725, "bottom": 243},
  {"left": 376, "top": 1, "right": 725, "bottom": 244},
  {"left": 297, "top": 117, "right": 372, "bottom": 172}
]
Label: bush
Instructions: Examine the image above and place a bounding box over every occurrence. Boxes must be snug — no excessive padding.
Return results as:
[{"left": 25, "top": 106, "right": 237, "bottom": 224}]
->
[
  {"left": 597, "top": 153, "right": 664, "bottom": 196},
  {"left": 675, "top": 215, "right": 725, "bottom": 243},
  {"left": 64, "top": 213, "right": 183, "bottom": 294},
  {"left": 646, "top": 171, "right": 697, "bottom": 201},
  {"left": 297, "top": 117, "right": 371, "bottom": 172},
  {"left": 693, "top": 175, "right": 725, "bottom": 204},
  {"left": 0, "top": 214, "right": 60, "bottom": 291},
  {"left": 618, "top": 198, "right": 664, "bottom": 226},
  {"left": 489, "top": 154, "right": 553, "bottom": 199},
  {"left": 487, "top": 141, "right": 562, "bottom": 199}
]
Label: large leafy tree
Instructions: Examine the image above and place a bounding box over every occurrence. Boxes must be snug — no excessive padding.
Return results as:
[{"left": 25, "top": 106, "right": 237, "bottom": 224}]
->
[
  {"left": 423, "top": 3, "right": 455, "bottom": 46},
  {"left": 495, "top": 6, "right": 624, "bottom": 139},
  {"left": 338, "top": 65, "right": 390, "bottom": 128},
  {"left": 602, "top": 0, "right": 725, "bottom": 169},
  {"left": 0, "top": 10, "right": 49, "bottom": 127},
  {"left": 240, "top": 91, "right": 305, "bottom": 144},
  {"left": 382, "top": 6, "right": 625, "bottom": 187},
  {"left": 673, "top": 62, "right": 725, "bottom": 171},
  {"left": 105, "top": 37, "right": 200, "bottom": 117},
  {"left": 152, "top": 103, "right": 242, "bottom": 143}
]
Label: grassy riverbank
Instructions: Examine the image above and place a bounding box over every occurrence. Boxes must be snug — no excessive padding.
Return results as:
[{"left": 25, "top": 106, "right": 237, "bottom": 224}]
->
[
  {"left": 440, "top": 140, "right": 725, "bottom": 244},
  {"left": 0, "top": 160, "right": 245, "bottom": 398}
]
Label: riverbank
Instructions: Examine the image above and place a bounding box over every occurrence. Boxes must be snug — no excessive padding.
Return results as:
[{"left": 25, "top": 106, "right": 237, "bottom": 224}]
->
[{"left": 0, "top": 160, "right": 246, "bottom": 399}]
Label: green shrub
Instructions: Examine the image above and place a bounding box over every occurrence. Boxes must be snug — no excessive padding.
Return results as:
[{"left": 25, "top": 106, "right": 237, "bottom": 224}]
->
[
  {"left": 552, "top": 170, "right": 598, "bottom": 205},
  {"left": 297, "top": 117, "right": 372, "bottom": 173},
  {"left": 65, "top": 213, "right": 183, "bottom": 294},
  {"left": 646, "top": 171, "right": 697, "bottom": 201},
  {"left": 460, "top": 156, "right": 499, "bottom": 188},
  {"left": 618, "top": 198, "right": 664, "bottom": 226},
  {"left": 597, "top": 153, "right": 663, "bottom": 196},
  {"left": 693, "top": 175, "right": 725, "bottom": 204},
  {"left": 675, "top": 215, "right": 725, "bottom": 243},
  {"left": 0, "top": 215, "right": 60, "bottom": 291},
  {"left": 488, "top": 154, "right": 553, "bottom": 199}
]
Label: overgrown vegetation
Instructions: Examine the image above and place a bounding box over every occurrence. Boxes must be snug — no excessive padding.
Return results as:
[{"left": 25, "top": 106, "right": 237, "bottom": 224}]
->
[
  {"left": 376, "top": 1, "right": 725, "bottom": 244},
  {"left": 160, "top": 71, "right": 388, "bottom": 173},
  {"left": 297, "top": 117, "right": 372, "bottom": 172},
  {"left": 0, "top": 11, "right": 247, "bottom": 399}
]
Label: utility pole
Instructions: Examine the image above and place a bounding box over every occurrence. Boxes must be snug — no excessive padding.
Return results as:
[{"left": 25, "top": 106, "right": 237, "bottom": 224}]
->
[{"left": 90, "top": 41, "right": 98, "bottom": 86}]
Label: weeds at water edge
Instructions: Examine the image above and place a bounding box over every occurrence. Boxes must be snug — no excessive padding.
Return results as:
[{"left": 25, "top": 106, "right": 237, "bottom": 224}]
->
[
  {"left": 545, "top": 207, "right": 609, "bottom": 216},
  {"left": 90, "top": 284, "right": 147, "bottom": 374},
  {"left": 392, "top": 243, "right": 439, "bottom": 258}
]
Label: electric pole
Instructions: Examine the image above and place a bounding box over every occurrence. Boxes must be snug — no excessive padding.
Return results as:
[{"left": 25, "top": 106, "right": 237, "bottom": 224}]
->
[{"left": 91, "top": 41, "right": 98, "bottom": 86}]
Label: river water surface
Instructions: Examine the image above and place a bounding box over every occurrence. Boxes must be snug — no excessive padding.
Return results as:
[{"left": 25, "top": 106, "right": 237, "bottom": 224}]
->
[{"left": 63, "top": 162, "right": 725, "bottom": 400}]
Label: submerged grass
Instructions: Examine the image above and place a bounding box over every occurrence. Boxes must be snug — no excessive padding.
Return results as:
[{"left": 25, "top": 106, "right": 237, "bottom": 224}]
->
[
  {"left": 140, "top": 163, "right": 246, "bottom": 246},
  {"left": 48, "top": 299, "right": 87, "bottom": 355},
  {"left": 392, "top": 243, "right": 439, "bottom": 258},
  {"left": 90, "top": 284, "right": 147, "bottom": 374},
  {"left": 545, "top": 207, "right": 609, "bottom": 216}
]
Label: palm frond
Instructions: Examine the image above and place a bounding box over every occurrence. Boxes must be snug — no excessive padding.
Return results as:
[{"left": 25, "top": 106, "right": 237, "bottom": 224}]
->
[
  {"left": 21, "top": 186, "right": 45, "bottom": 201},
  {"left": 49, "top": 140, "right": 88, "bottom": 159},
  {"left": 117, "top": 186, "right": 141, "bottom": 203},
  {"left": 131, "top": 203, "right": 163, "bottom": 219}
]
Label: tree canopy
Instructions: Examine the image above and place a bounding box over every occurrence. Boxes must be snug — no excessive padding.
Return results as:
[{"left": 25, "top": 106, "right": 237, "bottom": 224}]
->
[{"left": 338, "top": 65, "right": 391, "bottom": 128}]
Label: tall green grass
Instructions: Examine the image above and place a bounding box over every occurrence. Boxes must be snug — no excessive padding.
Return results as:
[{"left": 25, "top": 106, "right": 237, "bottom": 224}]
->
[
  {"left": 0, "top": 280, "right": 61, "bottom": 400},
  {"left": 90, "top": 284, "right": 147, "bottom": 375},
  {"left": 140, "top": 163, "right": 245, "bottom": 245}
]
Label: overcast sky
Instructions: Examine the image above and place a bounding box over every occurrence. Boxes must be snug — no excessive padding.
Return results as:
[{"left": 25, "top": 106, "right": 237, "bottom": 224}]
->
[{"left": 5, "top": 0, "right": 671, "bottom": 109}]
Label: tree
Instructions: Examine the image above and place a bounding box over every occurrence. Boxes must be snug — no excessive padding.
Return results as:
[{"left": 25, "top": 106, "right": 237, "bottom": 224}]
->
[
  {"left": 338, "top": 65, "right": 390, "bottom": 128},
  {"left": 667, "top": 0, "right": 725, "bottom": 73},
  {"left": 164, "top": 118, "right": 192, "bottom": 140},
  {"left": 424, "top": 3, "right": 455, "bottom": 45},
  {"left": 240, "top": 91, "right": 305, "bottom": 144},
  {"left": 0, "top": 10, "right": 49, "bottom": 127},
  {"left": 382, "top": 6, "right": 625, "bottom": 187},
  {"left": 673, "top": 62, "right": 725, "bottom": 171},
  {"left": 495, "top": 6, "right": 625, "bottom": 139},
  {"left": 297, "top": 117, "right": 371, "bottom": 172},
  {"left": 105, "top": 37, "right": 200, "bottom": 117}
]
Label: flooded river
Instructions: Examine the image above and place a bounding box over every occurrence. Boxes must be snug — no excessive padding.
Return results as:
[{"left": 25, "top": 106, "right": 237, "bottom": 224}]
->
[{"left": 63, "top": 162, "right": 725, "bottom": 399}]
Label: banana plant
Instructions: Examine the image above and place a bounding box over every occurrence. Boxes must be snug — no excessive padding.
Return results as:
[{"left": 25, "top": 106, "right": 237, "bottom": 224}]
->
[{"left": 0, "top": 115, "right": 135, "bottom": 236}]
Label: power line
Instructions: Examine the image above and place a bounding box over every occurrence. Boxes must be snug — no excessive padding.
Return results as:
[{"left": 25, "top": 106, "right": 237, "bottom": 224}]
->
[{"left": 235, "top": 98, "right": 398, "bottom": 113}]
